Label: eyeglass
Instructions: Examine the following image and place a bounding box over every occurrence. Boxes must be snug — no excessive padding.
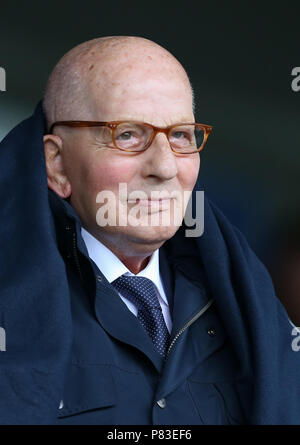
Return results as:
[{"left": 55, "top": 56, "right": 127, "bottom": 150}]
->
[{"left": 49, "top": 120, "right": 213, "bottom": 154}]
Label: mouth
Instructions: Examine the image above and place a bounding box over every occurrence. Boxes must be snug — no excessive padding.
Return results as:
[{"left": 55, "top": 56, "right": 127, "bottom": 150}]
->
[{"left": 127, "top": 198, "right": 173, "bottom": 209}]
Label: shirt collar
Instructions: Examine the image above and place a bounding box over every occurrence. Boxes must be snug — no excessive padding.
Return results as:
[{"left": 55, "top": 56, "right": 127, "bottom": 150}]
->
[{"left": 81, "top": 228, "right": 169, "bottom": 306}]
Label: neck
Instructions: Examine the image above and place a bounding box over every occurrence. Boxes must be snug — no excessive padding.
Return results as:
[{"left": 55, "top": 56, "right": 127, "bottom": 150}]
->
[
  {"left": 116, "top": 254, "right": 151, "bottom": 274},
  {"left": 86, "top": 229, "right": 162, "bottom": 274}
]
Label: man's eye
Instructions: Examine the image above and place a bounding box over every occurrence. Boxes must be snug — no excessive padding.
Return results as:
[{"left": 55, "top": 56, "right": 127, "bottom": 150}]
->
[
  {"left": 173, "top": 131, "right": 187, "bottom": 139},
  {"left": 117, "top": 131, "right": 133, "bottom": 140}
]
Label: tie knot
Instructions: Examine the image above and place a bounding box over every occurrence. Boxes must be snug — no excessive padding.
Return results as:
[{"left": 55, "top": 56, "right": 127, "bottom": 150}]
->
[{"left": 112, "top": 275, "right": 161, "bottom": 312}]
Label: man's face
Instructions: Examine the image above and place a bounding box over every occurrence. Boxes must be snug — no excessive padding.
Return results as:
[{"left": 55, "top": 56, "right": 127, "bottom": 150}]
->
[{"left": 60, "top": 63, "right": 200, "bottom": 254}]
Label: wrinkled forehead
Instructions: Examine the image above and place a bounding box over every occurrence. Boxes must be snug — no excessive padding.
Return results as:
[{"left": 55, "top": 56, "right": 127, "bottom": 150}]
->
[{"left": 85, "top": 54, "right": 194, "bottom": 123}]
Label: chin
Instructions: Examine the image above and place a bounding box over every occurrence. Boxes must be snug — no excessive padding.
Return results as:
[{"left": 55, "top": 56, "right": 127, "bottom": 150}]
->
[{"left": 126, "top": 223, "right": 180, "bottom": 246}]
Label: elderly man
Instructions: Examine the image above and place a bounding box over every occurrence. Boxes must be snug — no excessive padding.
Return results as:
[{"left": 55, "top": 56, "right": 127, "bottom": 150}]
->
[{"left": 1, "top": 36, "right": 300, "bottom": 425}]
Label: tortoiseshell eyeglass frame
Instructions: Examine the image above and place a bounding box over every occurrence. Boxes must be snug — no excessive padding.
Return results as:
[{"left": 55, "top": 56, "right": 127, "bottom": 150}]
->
[{"left": 49, "top": 120, "right": 213, "bottom": 154}]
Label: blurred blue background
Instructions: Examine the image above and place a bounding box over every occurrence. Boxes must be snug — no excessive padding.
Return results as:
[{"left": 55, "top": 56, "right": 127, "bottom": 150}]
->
[{"left": 1, "top": 0, "right": 300, "bottom": 320}]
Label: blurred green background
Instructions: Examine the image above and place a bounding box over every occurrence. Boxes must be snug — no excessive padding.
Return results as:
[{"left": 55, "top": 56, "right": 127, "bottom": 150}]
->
[{"left": 0, "top": 0, "right": 299, "bottom": 271}]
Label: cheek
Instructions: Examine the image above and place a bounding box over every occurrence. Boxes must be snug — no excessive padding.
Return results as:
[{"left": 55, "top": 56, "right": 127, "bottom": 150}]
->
[
  {"left": 82, "top": 156, "right": 139, "bottom": 197},
  {"left": 177, "top": 154, "right": 200, "bottom": 190}
]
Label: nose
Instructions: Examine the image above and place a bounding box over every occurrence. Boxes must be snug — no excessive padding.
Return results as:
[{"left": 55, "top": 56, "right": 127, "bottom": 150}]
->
[{"left": 142, "top": 132, "right": 178, "bottom": 180}]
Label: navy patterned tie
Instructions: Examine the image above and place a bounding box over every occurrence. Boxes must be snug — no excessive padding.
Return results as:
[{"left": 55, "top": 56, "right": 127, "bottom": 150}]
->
[{"left": 112, "top": 275, "right": 170, "bottom": 357}]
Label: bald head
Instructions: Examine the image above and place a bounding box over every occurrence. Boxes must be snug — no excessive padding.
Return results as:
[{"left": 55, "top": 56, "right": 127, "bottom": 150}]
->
[{"left": 43, "top": 36, "right": 194, "bottom": 130}]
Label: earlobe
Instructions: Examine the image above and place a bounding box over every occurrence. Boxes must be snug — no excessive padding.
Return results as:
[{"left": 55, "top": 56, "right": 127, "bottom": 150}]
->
[{"left": 43, "top": 134, "right": 72, "bottom": 198}]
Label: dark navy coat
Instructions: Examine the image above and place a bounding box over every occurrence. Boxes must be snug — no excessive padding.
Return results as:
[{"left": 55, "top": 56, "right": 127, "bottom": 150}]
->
[
  {"left": 50, "top": 189, "right": 245, "bottom": 425},
  {"left": 1, "top": 102, "right": 300, "bottom": 425}
]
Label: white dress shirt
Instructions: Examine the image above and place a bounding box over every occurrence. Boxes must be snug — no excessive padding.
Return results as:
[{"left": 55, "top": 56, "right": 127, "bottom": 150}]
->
[{"left": 81, "top": 228, "right": 172, "bottom": 333}]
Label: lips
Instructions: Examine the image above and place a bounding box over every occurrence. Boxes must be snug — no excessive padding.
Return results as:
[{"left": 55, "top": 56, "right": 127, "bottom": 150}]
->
[
  {"left": 127, "top": 198, "right": 173, "bottom": 211},
  {"left": 137, "top": 198, "right": 170, "bottom": 205}
]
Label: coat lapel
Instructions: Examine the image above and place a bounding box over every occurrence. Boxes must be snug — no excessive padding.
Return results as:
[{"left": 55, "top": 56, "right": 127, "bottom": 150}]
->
[
  {"left": 92, "top": 266, "right": 165, "bottom": 373},
  {"left": 156, "top": 268, "right": 220, "bottom": 399}
]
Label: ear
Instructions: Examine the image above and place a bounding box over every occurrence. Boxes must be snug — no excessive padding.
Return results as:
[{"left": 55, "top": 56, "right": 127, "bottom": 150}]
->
[{"left": 43, "top": 134, "right": 72, "bottom": 198}]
